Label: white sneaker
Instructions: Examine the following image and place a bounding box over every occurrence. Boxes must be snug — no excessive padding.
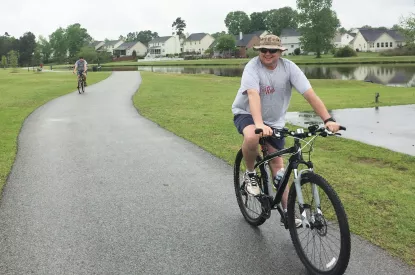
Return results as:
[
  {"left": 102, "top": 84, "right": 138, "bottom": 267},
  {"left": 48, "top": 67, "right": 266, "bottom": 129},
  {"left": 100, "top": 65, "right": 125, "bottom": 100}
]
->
[{"left": 244, "top": 172, "right": 261, "bottom": 196}]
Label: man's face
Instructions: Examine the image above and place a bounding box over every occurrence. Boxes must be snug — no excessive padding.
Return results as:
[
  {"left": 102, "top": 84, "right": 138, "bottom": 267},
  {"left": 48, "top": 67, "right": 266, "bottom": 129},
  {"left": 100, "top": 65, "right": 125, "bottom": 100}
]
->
[{"left": 258, "top": 48, "right": 281, "bottom": 69}]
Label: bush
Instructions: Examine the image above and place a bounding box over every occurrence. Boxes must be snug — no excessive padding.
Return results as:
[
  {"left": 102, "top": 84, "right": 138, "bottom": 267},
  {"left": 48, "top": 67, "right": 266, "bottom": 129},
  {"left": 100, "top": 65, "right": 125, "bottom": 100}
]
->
[
  {"left": 380, "top": 44, "right": 415, "bottom": 56},
  {"left": 246, "top": 48, "right": 257, "bottom": 58},
  {"left": 294, "top": 48, "right": 301, "bottom": 55},
  {"left": 333, "top": 46, "right": 357, "bottom": 57}
]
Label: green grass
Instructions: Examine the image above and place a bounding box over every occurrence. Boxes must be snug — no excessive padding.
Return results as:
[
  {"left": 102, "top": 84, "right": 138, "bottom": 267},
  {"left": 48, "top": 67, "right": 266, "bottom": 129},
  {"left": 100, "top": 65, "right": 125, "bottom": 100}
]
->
[
  {"left": 133, "top": 72, "right": 415, "bottom": 266},
  {"left": 0, "top": 69, "right": 110, "bottom": 192}
]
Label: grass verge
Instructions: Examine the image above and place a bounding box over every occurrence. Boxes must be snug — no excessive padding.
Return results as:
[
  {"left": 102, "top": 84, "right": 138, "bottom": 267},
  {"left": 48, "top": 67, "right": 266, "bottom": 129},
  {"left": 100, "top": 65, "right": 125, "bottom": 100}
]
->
[{"left": 133, "top": 71, "right": 415, "bottom": 265}]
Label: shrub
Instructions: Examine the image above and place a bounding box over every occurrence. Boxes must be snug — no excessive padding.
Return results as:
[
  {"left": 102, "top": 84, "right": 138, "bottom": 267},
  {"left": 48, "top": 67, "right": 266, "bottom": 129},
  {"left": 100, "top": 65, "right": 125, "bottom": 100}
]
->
[
  {"left": 333, "top": 46, "right": 357, "bottom": 57},
  {"left": 294, "top": 48, "right": 301, "bottom": 55},
  {"left": 246, "top": 48, "right": 257, "bottom": 58}
]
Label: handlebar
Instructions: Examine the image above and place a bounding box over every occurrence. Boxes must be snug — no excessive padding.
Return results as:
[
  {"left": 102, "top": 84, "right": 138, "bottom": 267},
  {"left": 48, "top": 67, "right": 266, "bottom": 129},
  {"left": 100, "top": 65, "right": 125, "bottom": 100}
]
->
[{"left": 255, "top": 125, "right": 346, "bottom": 139}]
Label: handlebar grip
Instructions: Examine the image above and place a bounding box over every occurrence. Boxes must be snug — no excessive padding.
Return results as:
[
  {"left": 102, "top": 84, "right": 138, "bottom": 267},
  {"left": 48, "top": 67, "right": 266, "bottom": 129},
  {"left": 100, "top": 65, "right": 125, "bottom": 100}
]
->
[
  {"left": 339, "top": 126, "right": 346, "bottom": 131},
  {"left": 255, "top": 128, "right": 263, "bottom": 134}
]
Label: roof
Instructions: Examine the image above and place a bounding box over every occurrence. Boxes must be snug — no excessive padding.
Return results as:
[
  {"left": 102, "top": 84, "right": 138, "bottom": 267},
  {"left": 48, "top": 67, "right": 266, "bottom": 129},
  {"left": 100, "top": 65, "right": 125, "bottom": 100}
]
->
[
  {"left": 114, "top": 41, "right": 141, "bottom": 51},
  {"left": 149, "top": 36, "right": 172, "bottom": 44},
  {"left": 185, "top": 33, "right": 208, "bottom": 41},
  {"left": 90, "top": 41, "right": 103, "bottom": 47},
  {"left": 358, "top": 28, "right": 405, "bottom": 42},
  {"left": 253, "top": 30, "right": 267, "bottom": 37},
  {"left": 105, "top": 40, "right": 122, "bottom": 46},
  {"left": 280, "top": 28, "right": 301, "bottom": 37},
  {"left": 234, "top": 33, "right": 258, "bottom": 47}
]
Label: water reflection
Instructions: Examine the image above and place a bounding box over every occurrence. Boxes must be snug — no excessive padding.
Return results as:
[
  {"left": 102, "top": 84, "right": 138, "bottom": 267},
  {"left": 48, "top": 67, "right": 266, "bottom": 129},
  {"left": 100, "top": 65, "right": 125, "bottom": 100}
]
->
[
  {"left": 285, "top": 105, "right": 415, "bottom": 156},
  {"left": 101, "top": 64, "right": 415, "bottom": 87}
]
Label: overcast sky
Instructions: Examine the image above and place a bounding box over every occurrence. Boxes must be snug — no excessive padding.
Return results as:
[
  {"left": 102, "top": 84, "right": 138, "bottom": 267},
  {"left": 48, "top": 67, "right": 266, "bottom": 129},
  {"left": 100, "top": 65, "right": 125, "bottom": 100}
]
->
[{"left": 2, "top": 0, "right": 414, "bottom": 41}]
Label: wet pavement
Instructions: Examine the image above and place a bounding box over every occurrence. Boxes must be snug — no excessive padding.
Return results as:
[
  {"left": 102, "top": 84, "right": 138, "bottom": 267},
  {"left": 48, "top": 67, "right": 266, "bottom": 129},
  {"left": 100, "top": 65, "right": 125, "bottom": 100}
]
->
[{"left": 286, "top": 105, "right": 415, "bottom": 156}]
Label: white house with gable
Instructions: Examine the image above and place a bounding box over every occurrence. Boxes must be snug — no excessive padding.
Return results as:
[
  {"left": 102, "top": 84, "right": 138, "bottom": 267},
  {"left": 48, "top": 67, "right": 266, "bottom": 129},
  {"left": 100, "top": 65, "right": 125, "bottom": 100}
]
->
[
  {"left": 113, "top": 41, "right": 147, "bottom": 57},
  {"left": 349, "top": 28, "right": 405, "bottom": 52},
  {"left": 333, "top": 32, "right": 355, "bottom": 48},
  {"left": 183, "top": 33, "right": 214, "bottom": 54},
  {"left": 146, "top": 35, "right": 181, "bottom": 57},
  {"left": 280, "top": 28, "right": 302, "bottom": 55}
]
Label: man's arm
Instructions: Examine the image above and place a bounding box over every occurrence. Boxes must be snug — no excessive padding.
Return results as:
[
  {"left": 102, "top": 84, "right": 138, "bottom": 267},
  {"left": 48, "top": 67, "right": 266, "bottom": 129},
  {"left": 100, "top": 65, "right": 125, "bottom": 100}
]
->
[
  {"left": 303, "top": 88, "right": 340, "bottom": 132},
  {"left": 73, "top": 62, "right": 77, "bottom": 74},
  {"left": 247, "top": 89, "right": 273, "bottom": 136}
]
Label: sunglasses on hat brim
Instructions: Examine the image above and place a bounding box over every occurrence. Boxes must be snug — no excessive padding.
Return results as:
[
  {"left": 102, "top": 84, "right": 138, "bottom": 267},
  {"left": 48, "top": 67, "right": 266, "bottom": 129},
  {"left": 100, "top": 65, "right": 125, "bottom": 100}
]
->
[{"left": 259, "top": 48, "right": 280, "bottom": 54}]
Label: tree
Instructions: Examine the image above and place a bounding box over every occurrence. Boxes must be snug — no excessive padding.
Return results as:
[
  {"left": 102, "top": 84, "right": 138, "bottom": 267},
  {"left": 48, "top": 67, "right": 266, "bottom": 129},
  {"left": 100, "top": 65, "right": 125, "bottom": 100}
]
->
[
  {"left": 18, "top": 32, "right": 36, "bottom": 66},
  {"left": 361, "top": 25, "right": 372, "bottom": 29},
  {"left": 172, "top": 17, "right": 186, "bottom": 38},
  {"left": 215, "top": 34, "right": 236, "bottom": 53},
  {"left": 1, "top": 55, "right": 6, "bottom": 68},
  {"left": 77, "top": 46, "right": 98, "bottom": 63},
  {"left": 66, "top": 23, "right": 92, "bottom": 60},
  {"left": 132, "top": 50, "right": 137, "bottom": 58},
  {"left": 297, "top": 0, "right": 340, "bottom": 58},
  {"left": 392, "top": 24, "right": 402, "bottom": 31},
  {"left": 125, "top": 30, "right": 159, "bottom": 45},
  {"left": 249, "top": 11, "right": 267, "bottom": 32},
  {"left": 265, "top": 7, "right": 298, "bottom": 36},
  {"left": 338, "top": 27, "right": 347, "bottom": 34},
  {"left": 8, "top": 50, "right": 18, "bottom": 71},
  {"left": 224, "top": 11, "right": 251, "bottom": 35},
  {"left": 49, "top": 27, "right": 68, "bottom": 63},
  {"left": 400, "top": 13, "right": 415, "bottom": 44},
  {"left": 37, "top": 35, "right": 52, "bottom": 63},
  {"left": 211, "top": 31, "right": 226, "bottom": 39}
]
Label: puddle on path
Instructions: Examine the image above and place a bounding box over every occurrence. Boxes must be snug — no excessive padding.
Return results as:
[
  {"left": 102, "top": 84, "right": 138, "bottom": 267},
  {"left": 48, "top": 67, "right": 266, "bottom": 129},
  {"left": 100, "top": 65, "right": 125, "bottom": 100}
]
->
[{"left": 286, "top": 105, "right": 415, "bottom": 156}]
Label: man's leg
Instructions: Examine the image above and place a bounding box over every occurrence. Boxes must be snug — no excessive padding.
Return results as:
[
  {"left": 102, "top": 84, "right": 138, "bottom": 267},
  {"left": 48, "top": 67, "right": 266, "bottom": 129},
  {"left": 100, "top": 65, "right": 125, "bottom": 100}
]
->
[{"left": 265, "top": 144, "right": 288, "bottom": 209}]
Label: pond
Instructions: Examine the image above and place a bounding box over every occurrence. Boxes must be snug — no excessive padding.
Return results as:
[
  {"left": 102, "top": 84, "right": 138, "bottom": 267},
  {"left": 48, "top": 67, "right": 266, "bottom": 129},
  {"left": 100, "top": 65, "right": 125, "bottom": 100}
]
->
[
  {"left": 285, "top": 105, "right": 415, "bottom": 156},
  {"left": 102, "top": 64, "right": 415, "bottom": 87}
]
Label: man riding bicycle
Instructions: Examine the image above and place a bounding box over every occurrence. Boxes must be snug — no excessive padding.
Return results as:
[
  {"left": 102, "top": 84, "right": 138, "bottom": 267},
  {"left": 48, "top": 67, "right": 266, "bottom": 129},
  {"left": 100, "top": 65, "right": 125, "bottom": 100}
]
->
[
  {"left": 231, "top": 34, "right": 341, "bottom": 219},
  {"left": 73, "top": 56, "right": 87, "bottom": 88}
]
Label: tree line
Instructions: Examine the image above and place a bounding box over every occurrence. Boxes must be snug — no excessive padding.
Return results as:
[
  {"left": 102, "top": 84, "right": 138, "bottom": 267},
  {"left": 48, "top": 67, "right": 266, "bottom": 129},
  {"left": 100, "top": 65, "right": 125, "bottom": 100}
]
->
[{"left": 1, "top": 2, "right": 415, "bottom": 67}]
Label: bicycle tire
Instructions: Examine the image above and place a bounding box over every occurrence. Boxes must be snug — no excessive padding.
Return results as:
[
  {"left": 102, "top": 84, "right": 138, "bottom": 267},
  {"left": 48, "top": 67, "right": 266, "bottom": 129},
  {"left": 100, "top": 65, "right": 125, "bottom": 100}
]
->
[
  {"left": 81, "top": 80, "right": 85, "bottom": 93},
  {"left": 78, "top": 79, "right": 82, "bottom": 94},
  {"left": 287, "top": 172, "right": 351, "bottom": 275},
  {"left": 233, "top": 149, "right": 268, "bottom": 226}
]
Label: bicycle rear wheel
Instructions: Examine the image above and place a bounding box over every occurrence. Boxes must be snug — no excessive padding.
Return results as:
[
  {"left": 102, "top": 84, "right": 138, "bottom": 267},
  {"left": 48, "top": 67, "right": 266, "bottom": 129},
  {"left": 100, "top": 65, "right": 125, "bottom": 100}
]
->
[
  {"left": 287, "top": 172, "right": 350, "bottom": 275},
  {"left": 233, "top": 149, "right": 269, "bottom": 226},
  {"left": 81, "top": 77, "right": 85, "bottom": 93}
]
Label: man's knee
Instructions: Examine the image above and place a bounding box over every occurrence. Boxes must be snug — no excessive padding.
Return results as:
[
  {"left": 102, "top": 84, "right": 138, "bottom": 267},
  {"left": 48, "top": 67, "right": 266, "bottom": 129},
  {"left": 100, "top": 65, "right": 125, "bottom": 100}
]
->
[{"left": 242, "top": 125, "right": 259, "bottom": 149}]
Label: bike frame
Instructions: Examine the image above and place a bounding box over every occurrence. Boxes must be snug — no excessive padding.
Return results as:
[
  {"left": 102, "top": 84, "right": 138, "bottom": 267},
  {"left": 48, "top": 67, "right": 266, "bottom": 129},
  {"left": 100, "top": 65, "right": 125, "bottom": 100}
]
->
[{"left": 254, "top": 135, "right": 318, "bottom": 228}]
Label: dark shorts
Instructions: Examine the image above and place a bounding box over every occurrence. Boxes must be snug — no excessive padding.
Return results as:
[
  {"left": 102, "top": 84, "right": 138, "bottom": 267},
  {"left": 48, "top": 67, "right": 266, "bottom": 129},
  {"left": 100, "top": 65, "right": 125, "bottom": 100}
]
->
[
  {"left": 233, "top": 114, "right": 285, "bottom": 150},
  {"left": 77, "top": 70, "right": 85, "bottom": 76}
]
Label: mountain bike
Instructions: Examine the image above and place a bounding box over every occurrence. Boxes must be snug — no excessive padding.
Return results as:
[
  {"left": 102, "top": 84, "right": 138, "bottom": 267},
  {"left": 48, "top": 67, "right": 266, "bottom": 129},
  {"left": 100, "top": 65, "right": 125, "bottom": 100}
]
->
[
  {"left": 77, "top": 73, "right": 86, "bottom": 94},
  {"left": 233, "top": 125, "right": 351, "bottom": 275}
]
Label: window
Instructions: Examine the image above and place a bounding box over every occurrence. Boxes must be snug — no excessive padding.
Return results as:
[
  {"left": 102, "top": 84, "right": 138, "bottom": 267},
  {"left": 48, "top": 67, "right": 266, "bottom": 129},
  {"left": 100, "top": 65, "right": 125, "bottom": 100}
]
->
[
  {"left": 291, "top": 45, "right": 294, "bottom": 48},
  {"left": 390, "top": 42, "right": 393, "bottom": 47},
  {"left": 381, "top": 43, "right": 384, "bottom": 47},
  {"left": 385, "top": 43, "right": 388, "bottom": 47},
  {"left": 377, "top": 43, "right": 379, "bottom": 47},
  {"left": 162, "top": 43, "right": 165, "bottom": 46}
]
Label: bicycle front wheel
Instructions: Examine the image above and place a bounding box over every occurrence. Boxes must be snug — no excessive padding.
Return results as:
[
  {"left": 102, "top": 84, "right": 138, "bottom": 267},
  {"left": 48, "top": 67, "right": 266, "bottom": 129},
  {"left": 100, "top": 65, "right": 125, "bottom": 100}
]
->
[
  {"left": 233, "top": 149, "right": 268, "bottom": 226},
  {"left": 287, "top": 172, "right": 351, "bottom": 275}
]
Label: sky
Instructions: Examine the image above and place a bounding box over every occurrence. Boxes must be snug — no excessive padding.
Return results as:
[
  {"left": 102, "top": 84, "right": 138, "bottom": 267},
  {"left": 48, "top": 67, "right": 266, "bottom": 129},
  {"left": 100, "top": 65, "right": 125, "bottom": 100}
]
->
[{"left": 2, "top": 0, "right": 415, "bottom": 41}]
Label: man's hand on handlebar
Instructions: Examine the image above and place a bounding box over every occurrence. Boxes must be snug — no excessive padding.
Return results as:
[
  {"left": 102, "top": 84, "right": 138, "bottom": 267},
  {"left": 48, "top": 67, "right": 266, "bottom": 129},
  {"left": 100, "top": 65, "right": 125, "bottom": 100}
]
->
[
  {"left": 255, "top": 124, "right": 273, "bottom": 136},
  {"left": 325, "top": 121, "right": 341, "bottom": 133}
]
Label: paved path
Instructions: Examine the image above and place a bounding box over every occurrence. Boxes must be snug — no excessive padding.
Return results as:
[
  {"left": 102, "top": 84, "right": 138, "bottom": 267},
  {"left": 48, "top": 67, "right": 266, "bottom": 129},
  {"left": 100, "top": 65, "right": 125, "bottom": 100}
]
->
[{"left": 0, "top": 72, "right": 413, "bottom": 274}]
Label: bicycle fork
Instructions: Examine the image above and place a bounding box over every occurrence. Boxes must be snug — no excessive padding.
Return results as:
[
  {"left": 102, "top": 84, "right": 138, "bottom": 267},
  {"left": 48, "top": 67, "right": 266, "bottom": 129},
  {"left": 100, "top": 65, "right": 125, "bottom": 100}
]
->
[{"left": 293, "top": 169, "right": 321, "bottom": 229}]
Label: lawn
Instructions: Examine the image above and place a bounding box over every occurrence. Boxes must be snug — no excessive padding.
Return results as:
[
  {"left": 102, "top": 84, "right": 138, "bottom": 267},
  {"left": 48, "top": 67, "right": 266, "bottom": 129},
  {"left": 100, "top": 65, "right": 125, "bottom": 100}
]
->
[
  {"left": 133, "top": 71, "right": 415, "bottom": 265},
  {"left": 0, "top": 69, "right": 110, "bottom": 192}
]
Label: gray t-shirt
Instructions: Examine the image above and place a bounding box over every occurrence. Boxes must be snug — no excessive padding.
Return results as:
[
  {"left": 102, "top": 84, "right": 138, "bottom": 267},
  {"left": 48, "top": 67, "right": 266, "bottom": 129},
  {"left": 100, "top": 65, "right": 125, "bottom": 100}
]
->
[
  {"left": 75, "top": 59, "right": 86, "bottom": 71},
  {"left": 232, "top": 56, "right": 311, "bottom": 128}
]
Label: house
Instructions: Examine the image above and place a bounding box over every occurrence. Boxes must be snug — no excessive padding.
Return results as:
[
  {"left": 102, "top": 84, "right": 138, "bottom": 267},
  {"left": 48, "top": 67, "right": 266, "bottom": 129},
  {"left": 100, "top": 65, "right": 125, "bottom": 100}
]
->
[
  {"left": 349, "top": 28, "right": 405, "bottom": 52},
  {"left": 280, "top": 28, "right": 302, "bottom": 55},
  {"left": 147, "top": 35, "right": 181, "bottom": 57},
  {"left": 233, "top": 32, "right": 262, "bottom": 58},
  {"left": 332, "top": 32, "right": 355, "bottom": 48},
  {"left": 113, "top": 41, "right": 147, "bottom": 57},
  {"left": 183, "top": 33, "right": 214, "bottom": 54},
  {"left": 97, "top": 40, "right": 124, "bottom": 54},
  {"left": 90, "top": 41, "right": 105, "bottom": 50}
]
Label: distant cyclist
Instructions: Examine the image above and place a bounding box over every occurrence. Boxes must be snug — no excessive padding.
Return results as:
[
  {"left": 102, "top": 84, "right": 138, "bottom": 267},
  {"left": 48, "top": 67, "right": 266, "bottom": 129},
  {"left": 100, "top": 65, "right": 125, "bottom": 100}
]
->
[{"left": 73, "top": 56, "right": 87, "bottom": 88}]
